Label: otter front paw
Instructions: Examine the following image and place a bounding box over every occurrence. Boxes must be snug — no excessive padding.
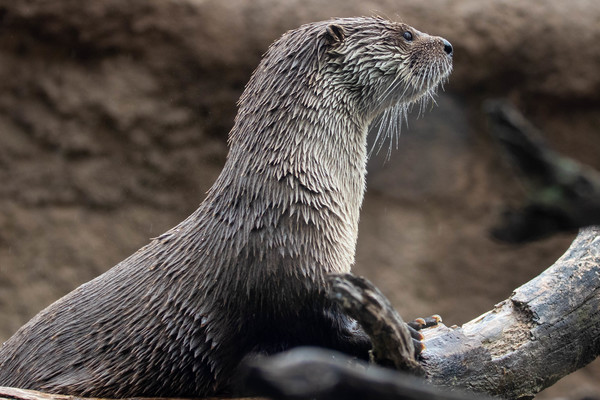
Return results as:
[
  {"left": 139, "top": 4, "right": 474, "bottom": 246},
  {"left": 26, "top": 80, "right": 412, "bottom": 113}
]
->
[{"left": 407, "top": 314, "right": 442, "bottom": 356}]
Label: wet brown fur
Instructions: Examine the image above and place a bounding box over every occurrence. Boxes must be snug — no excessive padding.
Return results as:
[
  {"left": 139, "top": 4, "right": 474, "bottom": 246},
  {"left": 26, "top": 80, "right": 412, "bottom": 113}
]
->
[{"left": 0, "top": 17, "right": 452, "bottom": 397}]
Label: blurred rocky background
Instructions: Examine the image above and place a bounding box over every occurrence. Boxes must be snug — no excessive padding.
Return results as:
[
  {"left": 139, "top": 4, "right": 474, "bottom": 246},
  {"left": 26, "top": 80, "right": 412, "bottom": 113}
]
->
[{"left": 0, "top": 0, "right": 598, "bottom": 397}]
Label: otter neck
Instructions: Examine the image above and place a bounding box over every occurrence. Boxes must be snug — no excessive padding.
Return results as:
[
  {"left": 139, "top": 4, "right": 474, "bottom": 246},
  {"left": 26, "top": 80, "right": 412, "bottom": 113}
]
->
[{"left": 209, "top": 91, "right": 370, "bottom": 279}]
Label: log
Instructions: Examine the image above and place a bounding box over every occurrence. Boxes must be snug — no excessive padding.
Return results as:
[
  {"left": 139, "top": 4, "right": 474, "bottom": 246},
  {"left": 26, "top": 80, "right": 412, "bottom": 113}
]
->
[
  {"left": 244, "top": 227, "right": 600, "bottom": 399},
  {"left": 422, "top": 226, "right": 600, "bottom": 397}
]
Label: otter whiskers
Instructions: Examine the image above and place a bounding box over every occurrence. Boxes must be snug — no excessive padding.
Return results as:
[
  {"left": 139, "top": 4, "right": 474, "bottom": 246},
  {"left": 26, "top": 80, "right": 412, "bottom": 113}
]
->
[{"left": 368, "top": 55, "right": 451, "bottom": 161}]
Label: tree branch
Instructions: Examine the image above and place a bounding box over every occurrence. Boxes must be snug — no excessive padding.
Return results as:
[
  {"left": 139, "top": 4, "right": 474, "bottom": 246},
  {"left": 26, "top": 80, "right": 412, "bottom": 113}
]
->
[
  {"left": 422, "top": 226, "right": 600, "bottom": 398},
  {"left": 241, "top": 348, "right": 491, "bottom": 400},
  {"left": 486, "top": 100, "right": 600, "bottom": 242}
]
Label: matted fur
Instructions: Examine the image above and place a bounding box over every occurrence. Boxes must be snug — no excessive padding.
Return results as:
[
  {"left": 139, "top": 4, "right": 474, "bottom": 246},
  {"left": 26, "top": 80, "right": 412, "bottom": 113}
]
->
[{"left": 0, "top": 17, "right": 452, "bottom": 397}]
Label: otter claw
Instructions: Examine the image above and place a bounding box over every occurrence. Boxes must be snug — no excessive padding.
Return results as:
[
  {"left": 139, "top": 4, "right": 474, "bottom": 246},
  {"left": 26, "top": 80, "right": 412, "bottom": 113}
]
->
[
  {"left": 412, "top": 338, "right": 426, "bottom": 356},
  {"left": 408, "top": 314, "right": 442, "bottom": 330},
  {"left": 423, "top": 314, "right": 442, "bottom": 327},
  {"left": 407, "top": 314, "right": 442, "bottom": 356},
  {"left": 407, "top": 325, "right": 424, "bottom": 341}
]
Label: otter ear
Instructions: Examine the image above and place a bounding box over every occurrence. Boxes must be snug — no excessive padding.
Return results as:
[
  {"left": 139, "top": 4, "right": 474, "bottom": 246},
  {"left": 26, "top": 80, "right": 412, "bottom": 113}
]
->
[{"left": 324, "top": 24, "right": 346, "bottom": 45}]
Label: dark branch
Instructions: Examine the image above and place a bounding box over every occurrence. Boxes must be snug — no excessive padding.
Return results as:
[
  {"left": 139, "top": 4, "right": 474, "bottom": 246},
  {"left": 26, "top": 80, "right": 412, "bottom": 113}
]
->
[
  {"left": 485, "top": 100, "right": 600, "bottom": 242},
  {"left": 242, "top": 348, "right": 492, "bottom": 400}
]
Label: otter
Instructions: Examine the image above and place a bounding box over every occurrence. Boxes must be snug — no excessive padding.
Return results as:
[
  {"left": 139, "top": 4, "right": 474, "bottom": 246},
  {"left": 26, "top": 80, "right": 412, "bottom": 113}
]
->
[{"left": 0, "top": 17, "right": 452, "bottom": 397}]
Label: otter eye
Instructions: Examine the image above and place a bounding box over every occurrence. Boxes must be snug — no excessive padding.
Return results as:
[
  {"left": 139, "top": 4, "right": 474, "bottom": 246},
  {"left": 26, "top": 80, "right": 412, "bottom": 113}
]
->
[{"left": 403, "top": 31, "right": 413, "bottom": 41}]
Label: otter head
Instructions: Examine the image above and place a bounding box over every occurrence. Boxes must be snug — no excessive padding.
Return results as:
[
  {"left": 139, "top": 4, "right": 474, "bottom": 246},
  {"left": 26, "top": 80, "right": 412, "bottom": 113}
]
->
[
  {"left": 233, "top": 17, "right": 452, "bottom": 155},
  {"left": 320, "top": 17, "right": 453, "bottom": 120}
]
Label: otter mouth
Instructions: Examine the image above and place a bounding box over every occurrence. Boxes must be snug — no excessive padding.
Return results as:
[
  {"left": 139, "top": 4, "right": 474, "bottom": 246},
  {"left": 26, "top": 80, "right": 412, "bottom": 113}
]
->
[
  {"left": 406, "top": 54, "right": 453, "bottom": 103},
  {"left": 368, "top": 56, "right": 452, "bottom": 160},
  {"left": 377, "top": 51, "right": 453, "bottom": 111}
]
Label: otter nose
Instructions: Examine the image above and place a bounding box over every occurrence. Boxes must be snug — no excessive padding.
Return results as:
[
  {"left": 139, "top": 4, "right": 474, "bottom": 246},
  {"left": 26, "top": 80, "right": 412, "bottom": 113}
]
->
[{"left": 442, "top": 38, "right": 453, "bottom": 56}]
